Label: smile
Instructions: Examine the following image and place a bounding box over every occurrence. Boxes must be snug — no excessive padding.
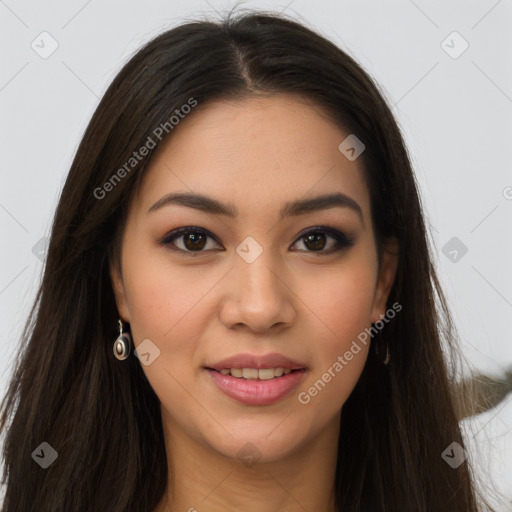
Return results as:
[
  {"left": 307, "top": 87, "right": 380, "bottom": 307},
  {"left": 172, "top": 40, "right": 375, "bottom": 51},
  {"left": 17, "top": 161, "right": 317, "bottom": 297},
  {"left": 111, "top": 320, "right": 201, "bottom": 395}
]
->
[
  {"left": 204, "top": 367, "right": 307, "bottom": 406},
  {"left": 214, "top": 367, "right": 294, "bottom": 380}
]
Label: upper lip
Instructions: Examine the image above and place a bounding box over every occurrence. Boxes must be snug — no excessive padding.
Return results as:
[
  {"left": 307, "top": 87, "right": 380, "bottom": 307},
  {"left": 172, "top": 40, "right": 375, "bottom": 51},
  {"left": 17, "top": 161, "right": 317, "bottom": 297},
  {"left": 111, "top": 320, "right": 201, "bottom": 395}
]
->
[{"left": 205, "top": 352, "right": 307, "bottom": 371}]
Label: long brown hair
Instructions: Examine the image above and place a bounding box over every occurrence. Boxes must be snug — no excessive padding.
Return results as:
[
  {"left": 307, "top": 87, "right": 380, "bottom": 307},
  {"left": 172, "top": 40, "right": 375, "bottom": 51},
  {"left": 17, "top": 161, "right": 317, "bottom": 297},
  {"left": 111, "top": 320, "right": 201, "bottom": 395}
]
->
[{"left": 0, "top": 9, "right": 492, "bottom": 511}]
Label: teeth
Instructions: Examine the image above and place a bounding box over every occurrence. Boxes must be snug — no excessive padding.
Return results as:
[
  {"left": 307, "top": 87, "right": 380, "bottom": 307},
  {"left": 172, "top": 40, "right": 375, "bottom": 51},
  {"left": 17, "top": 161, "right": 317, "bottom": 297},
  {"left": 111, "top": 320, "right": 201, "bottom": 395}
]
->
[
  {"left": 242, "top": 368, "right": 259, "bottom": 379},
  {"left": 217, "top": 367, "right": 296, "bottom": 380},
  {"left": 258, "top": 368, "right": 276, "bottom": 380}
]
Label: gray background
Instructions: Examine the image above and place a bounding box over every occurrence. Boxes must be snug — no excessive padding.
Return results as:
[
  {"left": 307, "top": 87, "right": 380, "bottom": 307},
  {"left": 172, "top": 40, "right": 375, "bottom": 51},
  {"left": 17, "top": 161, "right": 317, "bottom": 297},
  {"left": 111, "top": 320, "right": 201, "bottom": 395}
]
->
[{"left": 1, "top": 0, "right": 511, "bottom": 509}]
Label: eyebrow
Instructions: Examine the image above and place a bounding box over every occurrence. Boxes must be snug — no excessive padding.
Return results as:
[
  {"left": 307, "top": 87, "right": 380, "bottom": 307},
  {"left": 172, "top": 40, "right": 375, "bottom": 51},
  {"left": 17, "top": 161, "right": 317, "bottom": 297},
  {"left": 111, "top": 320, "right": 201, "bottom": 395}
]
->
[{"left": 147, "top": 191, "right": 363, "bottom": 222}]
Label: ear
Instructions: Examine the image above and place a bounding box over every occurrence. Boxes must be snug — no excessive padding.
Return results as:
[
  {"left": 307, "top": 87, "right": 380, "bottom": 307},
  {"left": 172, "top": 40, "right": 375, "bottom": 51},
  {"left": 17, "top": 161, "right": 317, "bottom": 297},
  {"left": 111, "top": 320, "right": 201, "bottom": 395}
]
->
[
  {"left": 109, "top": 260, "right": 131, "bottom": 323},
  {"left": 371, "top": 237, "right": 399, "bottom": 323}
]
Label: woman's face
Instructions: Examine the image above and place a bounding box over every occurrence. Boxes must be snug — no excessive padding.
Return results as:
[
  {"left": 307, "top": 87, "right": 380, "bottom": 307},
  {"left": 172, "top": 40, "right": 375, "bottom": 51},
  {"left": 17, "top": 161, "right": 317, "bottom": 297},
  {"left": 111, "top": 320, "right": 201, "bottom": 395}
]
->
[{"left": 111, "top": 93, "right": 397, "bottom": 463}]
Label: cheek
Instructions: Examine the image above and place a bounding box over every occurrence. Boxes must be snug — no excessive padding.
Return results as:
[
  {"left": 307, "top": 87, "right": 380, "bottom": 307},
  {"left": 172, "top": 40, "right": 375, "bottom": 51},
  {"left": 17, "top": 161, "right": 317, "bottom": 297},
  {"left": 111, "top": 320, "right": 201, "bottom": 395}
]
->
[
  {"left": 304, "top": 258, "right": 377, "bottom": 351},
  {"left": 120, "top": 246, "right": 215, "bottom": 378},
  {"left": 122, "top": 236, "right": 215, "bottom": 331},
  {"left": 121, "top": 255, "right": 215, "bottom": 422},
  {"left": 294, "top": 258, "right": 376, "bottom": 410}
]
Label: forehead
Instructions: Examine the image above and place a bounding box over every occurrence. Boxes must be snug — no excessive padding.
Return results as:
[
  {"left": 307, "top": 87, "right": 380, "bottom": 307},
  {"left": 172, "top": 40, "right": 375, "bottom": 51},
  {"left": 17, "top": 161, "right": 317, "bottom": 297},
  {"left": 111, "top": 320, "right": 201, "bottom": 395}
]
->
[{"left": 132, "top": 93, "right": 370, "bottom": 222}]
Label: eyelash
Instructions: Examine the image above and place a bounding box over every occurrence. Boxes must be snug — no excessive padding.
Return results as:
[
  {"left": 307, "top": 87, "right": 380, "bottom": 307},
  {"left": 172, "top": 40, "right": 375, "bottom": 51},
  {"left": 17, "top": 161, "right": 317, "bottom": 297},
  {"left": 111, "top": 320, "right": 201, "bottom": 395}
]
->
[{"left": 159, "top": 226, "right": 354, "bottom": 256}]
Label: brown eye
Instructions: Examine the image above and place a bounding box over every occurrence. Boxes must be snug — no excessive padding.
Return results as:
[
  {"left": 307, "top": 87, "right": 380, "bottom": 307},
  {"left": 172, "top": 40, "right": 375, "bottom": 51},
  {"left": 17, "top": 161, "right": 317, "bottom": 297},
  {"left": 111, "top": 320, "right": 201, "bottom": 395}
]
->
[
  {"left": 160, "top": 226, "right": 354, "bottom": 255},
  {"left": 291, "top": 227, "right": 354, "bottom": 254},
  {"left": 303, "top": 232, "right": 327, "bottom": 251},
  {"left": 161, "top": 227, "right": 221, "bottom": 253},
  {"left": 182, "top": 231, "right": 207, "bottom": 250}
]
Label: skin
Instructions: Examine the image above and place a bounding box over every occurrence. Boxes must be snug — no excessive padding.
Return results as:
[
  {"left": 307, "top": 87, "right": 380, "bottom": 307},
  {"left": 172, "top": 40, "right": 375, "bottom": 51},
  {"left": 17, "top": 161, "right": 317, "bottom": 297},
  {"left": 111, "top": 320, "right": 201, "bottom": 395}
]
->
[{"left": 110, "top": 93, "right": 398, "bottom": 512}]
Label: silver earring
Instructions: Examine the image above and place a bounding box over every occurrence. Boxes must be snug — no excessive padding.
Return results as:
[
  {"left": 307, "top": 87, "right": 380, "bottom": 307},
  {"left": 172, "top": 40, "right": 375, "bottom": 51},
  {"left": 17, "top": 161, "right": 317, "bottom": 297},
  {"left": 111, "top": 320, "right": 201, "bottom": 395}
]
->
[
  {"left": 113, "top": 318, "right": 131, "bottom": 360},
  {"left": 374, "top": 337, "right": 390, "bottom": 365},
  {"left": 382, "top": 342, "right": 390, "bottom": 365}
]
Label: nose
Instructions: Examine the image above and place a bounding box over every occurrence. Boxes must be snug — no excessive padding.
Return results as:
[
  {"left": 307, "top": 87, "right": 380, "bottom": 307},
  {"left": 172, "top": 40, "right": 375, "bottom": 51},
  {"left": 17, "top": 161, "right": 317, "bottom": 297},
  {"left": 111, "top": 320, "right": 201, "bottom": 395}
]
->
[{"left": 219, "top": 253, "right": 296, "bottom": 334}]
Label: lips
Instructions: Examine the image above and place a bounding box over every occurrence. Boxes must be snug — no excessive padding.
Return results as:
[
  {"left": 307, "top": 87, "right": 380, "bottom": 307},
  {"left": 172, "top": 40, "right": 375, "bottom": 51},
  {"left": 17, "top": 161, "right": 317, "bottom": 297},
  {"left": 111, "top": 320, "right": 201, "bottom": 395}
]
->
[
  {"left": 203, "top": 352, "right": 308, "bottom": 406},
  {"left": 205, "top": 352, "right": 307, "bottom": 371}
]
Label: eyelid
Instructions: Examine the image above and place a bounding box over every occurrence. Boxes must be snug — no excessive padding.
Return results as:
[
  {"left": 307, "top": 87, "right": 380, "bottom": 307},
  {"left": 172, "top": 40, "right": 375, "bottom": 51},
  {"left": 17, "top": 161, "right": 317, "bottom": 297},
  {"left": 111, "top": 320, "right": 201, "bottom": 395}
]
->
[
  {"left": 159, "top": 225, "right": 354, "bottom": 254},
  {"left": 291, "top": 226, "right": 354, "bottom": 253},
  {"left": 159, "top": 226, "right": 222, "bottom": 249}
]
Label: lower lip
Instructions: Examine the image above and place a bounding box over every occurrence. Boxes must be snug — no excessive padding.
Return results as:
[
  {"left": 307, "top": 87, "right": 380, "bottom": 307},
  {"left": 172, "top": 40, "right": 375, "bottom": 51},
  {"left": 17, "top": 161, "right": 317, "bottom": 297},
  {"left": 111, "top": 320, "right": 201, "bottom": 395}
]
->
[{"left": 205, "top": 369, "right": 307, "bottom": 406}]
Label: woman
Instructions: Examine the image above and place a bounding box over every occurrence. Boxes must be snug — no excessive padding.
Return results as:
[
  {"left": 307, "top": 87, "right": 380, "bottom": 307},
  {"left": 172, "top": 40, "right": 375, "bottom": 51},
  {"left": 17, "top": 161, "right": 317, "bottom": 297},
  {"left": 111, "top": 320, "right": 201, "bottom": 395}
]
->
[{"left": 0, "top": 9, "right": 493, "bottom": 512}]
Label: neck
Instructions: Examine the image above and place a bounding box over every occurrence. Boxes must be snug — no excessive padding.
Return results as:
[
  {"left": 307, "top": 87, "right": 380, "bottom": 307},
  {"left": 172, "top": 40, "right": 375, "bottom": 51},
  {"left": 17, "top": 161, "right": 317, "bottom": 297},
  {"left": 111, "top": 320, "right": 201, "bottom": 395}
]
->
[{"left": 153, "top": 413, "right": 340, "bottom": 512}]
